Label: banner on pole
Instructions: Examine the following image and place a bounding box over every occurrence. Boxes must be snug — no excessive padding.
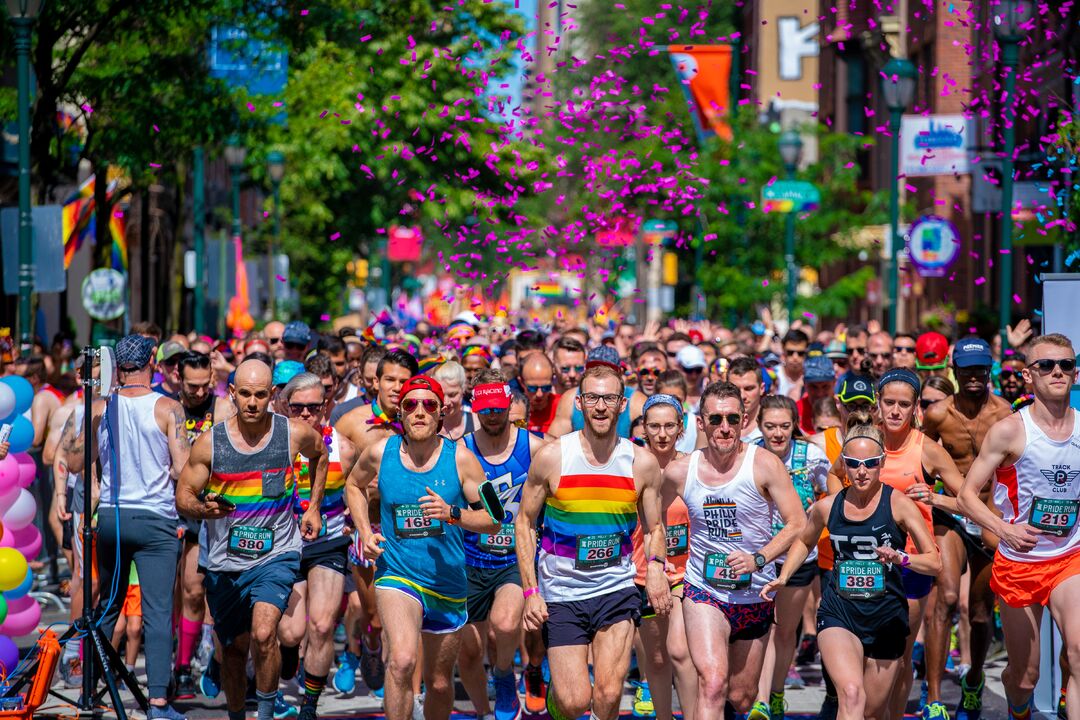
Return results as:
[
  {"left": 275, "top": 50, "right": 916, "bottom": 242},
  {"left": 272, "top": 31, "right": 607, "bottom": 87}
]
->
[{"left": 668, "top": 45, "right": 733, "bottom": 143}]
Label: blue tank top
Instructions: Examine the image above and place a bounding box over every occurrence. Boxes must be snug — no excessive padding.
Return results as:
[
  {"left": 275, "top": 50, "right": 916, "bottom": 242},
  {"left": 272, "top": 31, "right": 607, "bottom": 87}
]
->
[
  {"left": 570, "top": 386, "right": 634, "bottom": 438},
  {"left": 462, "top": 429, "right": 531, "bottom": 569},
  {"left": 376, "top": 435, "right": 466, "bottom": 595}
]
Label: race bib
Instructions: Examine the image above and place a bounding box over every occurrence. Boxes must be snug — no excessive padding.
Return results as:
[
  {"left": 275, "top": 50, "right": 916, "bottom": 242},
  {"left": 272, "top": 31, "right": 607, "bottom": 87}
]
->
[
  {"left": 1029, "top": 497, "right": 1079, "bottom": 537},
  {"left": 228, "top": 526, "right": 274, "bottom": 558},
  {"left": 703, "top": 552, "right": 751, "bottom": 591},
  {"left": 478, "top": 524, "right": 515, "bottom": 556},
  {"left": 574, "top": 533, "right": 623, "bottom": 571},
  {"left": 393, "top": 504, "right": 443, "bottom": 539},
  {"left": 666, "top": 524, "right": 688, "bottom": 557},
  {"left": 836, "top": 559, "right": 884, "bottom": 599}
]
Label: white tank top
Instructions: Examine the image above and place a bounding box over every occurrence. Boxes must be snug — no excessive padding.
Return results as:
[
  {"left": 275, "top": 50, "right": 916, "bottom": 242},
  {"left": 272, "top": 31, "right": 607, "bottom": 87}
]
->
[
  {"left": 683, "top": 444, "right": 776, "bottom": 604},
  {"left": 994, "top": 406, "right": 1080, "bottom": 562},
  {"left": 99, "top": 392, "right": 177, "bottom": 519}
]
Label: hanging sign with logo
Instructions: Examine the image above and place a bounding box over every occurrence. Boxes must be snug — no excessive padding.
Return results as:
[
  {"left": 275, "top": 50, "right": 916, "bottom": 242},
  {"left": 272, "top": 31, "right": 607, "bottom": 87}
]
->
[
  {"left": 906, "top": 215, "right": 961, "bottom": 278},
  {"left": 81, "top": 268, "right": 127, "bottom": 320}
]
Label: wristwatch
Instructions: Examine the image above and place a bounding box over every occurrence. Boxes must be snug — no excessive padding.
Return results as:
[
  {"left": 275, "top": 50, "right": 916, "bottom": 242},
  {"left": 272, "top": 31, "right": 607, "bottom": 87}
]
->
[
  {"left": 449, "top": 505, "right": 462, "bottom": 523},
  {"left": 753, "top": 552, "right": 767, "bottom": 570}
]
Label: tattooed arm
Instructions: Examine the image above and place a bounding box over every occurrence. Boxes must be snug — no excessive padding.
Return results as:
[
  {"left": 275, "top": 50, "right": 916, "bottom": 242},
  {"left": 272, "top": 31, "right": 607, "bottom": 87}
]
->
[
  {"left": 63, "top": 400, "right": 103, "bottom": 474},
  {"left": 160, "top": 398, "right": 192, "bottom": 480}
]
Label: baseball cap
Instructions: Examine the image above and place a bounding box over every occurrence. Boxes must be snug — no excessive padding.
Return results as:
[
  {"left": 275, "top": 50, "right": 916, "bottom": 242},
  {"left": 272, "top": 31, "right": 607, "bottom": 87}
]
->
[
  {"left": 586, "top": 345, "right": 622, "bottom": 371},
  {"left": 804, "top": 355, "right": 835, "bottom": 383},
  {"left": 452, "top": 310, "right": 481, "bottom": 327},
  {"left": 400, "top": 375, "right": 444, "bottom": 404},
  {"left": 837, "top": 374, "right": 876, "bottom": 405},
  {"left": 272, "top": 360, "right": 304, "bottom": 387},
  {"left": 916, "top": 332, "right": 949, "bottom": 370},
  {"left": 824, "top": 340, "right": 847, "bottom": 360},
  {"left": 156, "top": 340, "right": 187, "bottom": 364},
  {"left": 676, "top": 345, "right": 706, "bottom": 370},
  {"left": 761, "top": 351, "right": 782, "bottom": 367},
  {"left": 953, "top": 337, "right": 994, "bottom": 368},
  {"left": 471, "top": 382, "right": 512, "bottom": 412},
  {"left": 115, "top": 334, "right": 156, "bottom": 371},
  {"left": 282, "top": 321, "right": 311, "bottom": 346}
]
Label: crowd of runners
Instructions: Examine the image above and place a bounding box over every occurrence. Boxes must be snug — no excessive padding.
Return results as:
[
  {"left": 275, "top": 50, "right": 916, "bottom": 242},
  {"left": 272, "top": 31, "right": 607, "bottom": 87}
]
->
[{"left": 1, "top": 312, "right": 1078, "bottom": 720}]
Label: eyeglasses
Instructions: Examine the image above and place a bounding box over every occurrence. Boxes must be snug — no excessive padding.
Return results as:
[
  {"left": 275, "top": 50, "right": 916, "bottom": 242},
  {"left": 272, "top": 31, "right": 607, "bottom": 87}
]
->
[
  {"left": 582, "top": 392, "right": 621, "bottom": 407},
  {"left": 267, "top": 337, "right": 282, "bottom": 345},
  {"left": 476, "top": 407, "right": 507, "bottom": 415},
  {"left": 841, "top": 454, "right": 884, "bottom": 470},
  {"left": 402, "top": 398, "right": 440, "bottom": 414},
  {"left": 525, "top": 384, "right": 552, "bottom": 394},
  {"left": 288, "top": 402, "right": 323, "bottom": 414},
  {"left": 705, "top": 412, "right": 742, "bottom": 427},
  {"left": 558, "top": 365, "right": 585, "bottom": 375},
  {"left": 894, "top": 346, "right": 916, "bottom": 354},
  {"left": 637, "top": 368, "right": 662, "bottom": 377},
  {"left": 999, "top": 369, "right": 1022, "bottom": 381},
  {"left": 919, "top": 398, "right": 938, "bottom": 410},
  {"left": 783, "top": 349, "right": 807, "bottom": 357},
  {"left": 1028, "top": 358, "right": 1077, "bottom": 374},
  {"left": 645, "top": 422, "right": 680, "bottom": 434}
]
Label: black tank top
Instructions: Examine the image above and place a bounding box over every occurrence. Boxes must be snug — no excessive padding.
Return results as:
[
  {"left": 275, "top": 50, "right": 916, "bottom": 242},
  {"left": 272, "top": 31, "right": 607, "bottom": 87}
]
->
[{"left": 820, "top": 485, "right": 908, "bottom": 624}]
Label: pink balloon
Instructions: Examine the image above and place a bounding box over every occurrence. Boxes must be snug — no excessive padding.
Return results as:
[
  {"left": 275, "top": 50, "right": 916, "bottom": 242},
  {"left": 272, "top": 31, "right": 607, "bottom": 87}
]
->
[
  {"left": 0, "top": 458, "right": 17, "bottom": 495},
  {"left": 0, "top": 489, "right": 20, "bottom": 518},
  {"left": 13, "top": 454, "right": 35, "bottom": 489},
  {"left": 2, "top": 490, "right": 35, "bottom": 531},
  {"left": 0, "top": 599, "right": 40, "bottom": 637},
  {"left": 5, "top": 596, "right": 33, "bottom": 615},
  {"left": 10, "top": 526, "right": 40, "bottom": 560}
]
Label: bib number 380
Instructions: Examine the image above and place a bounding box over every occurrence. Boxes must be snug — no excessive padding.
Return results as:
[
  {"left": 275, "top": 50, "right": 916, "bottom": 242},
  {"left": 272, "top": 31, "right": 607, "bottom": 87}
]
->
[{"left": 228, "top": 526, "right": 274, "bottom": 558}]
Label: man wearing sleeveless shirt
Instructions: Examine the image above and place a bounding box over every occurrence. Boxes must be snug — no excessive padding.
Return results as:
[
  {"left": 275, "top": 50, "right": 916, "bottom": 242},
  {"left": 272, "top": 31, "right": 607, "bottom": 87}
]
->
[
  {"left": 176, "top": 360, "right": 329, "bottom": 720},
  {"left": 459, "top": 371, "right": 546, "bottom": 720},
  {"left": 959, "top": 333, "right": 1080, "bottom": 720},
  {"left": 64, "top": 335, "right": 192, "bottom": 720},
  {"left": 344, "top": 376, "right": 495, "bottom": 720},
  {"left": 517, "top": 364, "right": 671, "bottom": 720},
  {"left": 660, "top": 381, "right": 807, "bottom": 720}
]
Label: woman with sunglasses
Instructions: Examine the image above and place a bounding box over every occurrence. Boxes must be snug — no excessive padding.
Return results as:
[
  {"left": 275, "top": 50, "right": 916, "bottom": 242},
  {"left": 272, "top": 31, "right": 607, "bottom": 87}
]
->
[
  {"left": 630, "top": 394, "right": 697, "bottom": 720},
  {"left": 750, "top": 396, "right": 830, "bottom": 720},
  {"left": 763, "top": 424, "right": 941, "bottom": 720},
  {"left": 828, "top": 367, "right": 964, "bottom": 719}
]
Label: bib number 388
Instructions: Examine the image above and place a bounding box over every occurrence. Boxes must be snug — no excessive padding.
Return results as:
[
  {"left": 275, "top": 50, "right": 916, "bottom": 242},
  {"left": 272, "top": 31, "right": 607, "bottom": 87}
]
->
[{"left": 836, "top": 559, "right": 884, "bottom": 599}]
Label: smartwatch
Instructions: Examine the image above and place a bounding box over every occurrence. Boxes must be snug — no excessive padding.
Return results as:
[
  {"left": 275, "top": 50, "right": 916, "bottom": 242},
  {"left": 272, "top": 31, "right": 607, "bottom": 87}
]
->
[
  {"left": 753, "top": 552, "right": 767, "bottom": 570},
  {"left": 449, "top": 505, "right": 462, "bottom": 523}
]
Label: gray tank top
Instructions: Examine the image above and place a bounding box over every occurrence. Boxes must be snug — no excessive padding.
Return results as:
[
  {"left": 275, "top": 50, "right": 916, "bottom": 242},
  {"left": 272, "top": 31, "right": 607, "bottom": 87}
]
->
[{"left": 204, "top": 414, "right": 301, "bottom": 572}]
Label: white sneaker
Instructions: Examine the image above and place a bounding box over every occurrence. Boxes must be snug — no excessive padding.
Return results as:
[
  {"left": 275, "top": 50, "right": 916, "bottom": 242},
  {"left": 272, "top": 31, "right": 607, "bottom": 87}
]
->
[{"left": 412, "top": 693, "right": 425, "bottom": 720}]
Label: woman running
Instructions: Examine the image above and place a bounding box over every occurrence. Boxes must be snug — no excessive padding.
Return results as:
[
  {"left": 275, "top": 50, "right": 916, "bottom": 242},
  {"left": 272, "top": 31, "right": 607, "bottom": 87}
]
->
[
  {"left": 763, "top": 423, "right": 941, "bottom": 720},
  {"left": 630, "top": 394, "right": 697, "bottom": 720}
]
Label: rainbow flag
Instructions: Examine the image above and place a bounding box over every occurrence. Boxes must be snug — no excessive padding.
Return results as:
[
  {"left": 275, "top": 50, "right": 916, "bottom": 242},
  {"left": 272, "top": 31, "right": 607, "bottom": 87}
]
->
[
  {"left": 417, "top": 354, "right": 446, "bottom": 376},
  {"left": 109, "top": 206, "right": 127, "bottom": 271},
  {"left": 62, "top": 175, "right": 128, "bottom": 271}
]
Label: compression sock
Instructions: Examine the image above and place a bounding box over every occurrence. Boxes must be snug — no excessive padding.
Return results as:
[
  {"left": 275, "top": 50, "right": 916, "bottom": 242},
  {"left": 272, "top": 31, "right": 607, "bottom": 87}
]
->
[
  {"left": 1008, "top": 698, "right": 1032, "bottom": 719},
  {"left": 302, "top": 672, "right": 327, "bottom": 708},
  {"left": 280, "top": 644, "right": 301, "bottom": 680},
  {"left": 177, "top": 616, "right": 201, "bottom": 669},
  {"left": 257, "top": 690, "right": 276, "bottom": 720}
]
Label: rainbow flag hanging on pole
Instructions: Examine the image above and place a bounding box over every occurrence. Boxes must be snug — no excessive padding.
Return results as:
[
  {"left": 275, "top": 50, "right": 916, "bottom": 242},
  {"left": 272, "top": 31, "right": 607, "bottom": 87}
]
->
[{"left": 61, "top": 175, "right": 128, "bottom": 271}]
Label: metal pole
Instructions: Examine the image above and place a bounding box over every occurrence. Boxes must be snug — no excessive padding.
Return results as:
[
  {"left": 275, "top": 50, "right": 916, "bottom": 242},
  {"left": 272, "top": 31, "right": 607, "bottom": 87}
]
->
[
  {"left": 230, "top": 167, "right": 242, "bottom": 241},
  {"left": 999, "top": 40, "right": 1018, "bottom": 352},
  {"left": 887, "top": 107, "right": 903, "bottom": 334},
  {"left": 269, "top": 179, "right": 280, "bottom": 319},
  {"left": 380, "top": 237, "right": 391, "bottom": 308},
  {"left": 784, "top": 165, "right": 797, "bottom": 322},
  {"left": 14, "top": 17, "right": 34, "bottom": 352},
  {"left": 80, "top": 344, "right": 95, "bottom": 710},
  {"left": 193, "top": 147, "right": 205, "bottom": 334}
]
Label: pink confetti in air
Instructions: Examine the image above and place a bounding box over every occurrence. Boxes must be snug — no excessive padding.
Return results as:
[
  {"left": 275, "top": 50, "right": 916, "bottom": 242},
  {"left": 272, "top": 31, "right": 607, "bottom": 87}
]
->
[
  {"left": 148, "top": 163, "right": 161, "bottom": 168},
  {"left": 320, "top": 314, "right": 330, "bottom": 322},
  {"left": 300, "top": 8, "right": 308, "bottom": 15},
  {"left": 81, "top": 103, "right": 93, "bottom": 115},
  {"left": 152, "top": 125, "right": 159, "bottom": 133},
  {"left": 275, "top": 275, "right": 286, "bottom": 282},
  {"left": 329, "top": 232, "right": 341, "bottom": 241},
  {"left": 974, "top": 277, "right": 987, "bottom": 285},
  {"left": 1013, "top": 294, "right": 1022, "bottom": 304},
  {"left": 762, "top": 280, "right": 769, "bottom": 287}
]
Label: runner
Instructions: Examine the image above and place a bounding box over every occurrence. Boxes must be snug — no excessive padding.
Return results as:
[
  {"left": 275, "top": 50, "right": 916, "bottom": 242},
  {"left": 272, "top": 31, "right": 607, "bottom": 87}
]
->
[
  {"left": 176, "top": 359, "right": 329, "bottom": 720},
  {"left": 552, "top": 337, "right": 587, "bottom": 395},
  {"left": 549, "top": 346, "right": 638, "bottom": 438},
  {"left": 457, "top": 370, "right": 545, "bottom": 720},
  {"left": 276, "top": 372, "right": 356, "bottom": 720},
  {"left": 344, "top": 375, "right": 496, "bottom": 720},
  {"left": 921, "top": 337, "right": 1013, "bottom": 720},
  {"left": 660, "top": 381, "right": 807, "bottom": 719},
  {"left": 776, "top": 331, "right": 809, "bottom": 401},
  {"left": 630, "top": 394, "right": 697, "bottom": 720},
  {"left": 763, "top": 423, "right": 941, "bottom": 720},
  {"left": 726, "top": 358, "right": 766, "bottom": 444},
  {"left": 518, "top": 352, "right": 560, "bottom": 435},
  {"left": 998, "top": 353, "right": 1030, "bottom": 407},
  {"left": 798, "top": 356, "right": 839, "bottom": 435},
  {"left": 751, "top": 395, "right": 830, "bottom": 720},
  {"left": 867, "top": 332, "right": 894, "bottom": 381},
  {"left": 516, "top": 363, "right": 671, "bottom": 720},
  {"left": 958, "top": 333, "right": 1080, "bottom": 720}
]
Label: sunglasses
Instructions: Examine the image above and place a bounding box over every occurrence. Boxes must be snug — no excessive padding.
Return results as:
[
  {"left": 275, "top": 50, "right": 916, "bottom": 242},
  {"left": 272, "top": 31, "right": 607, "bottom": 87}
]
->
[
  {"left": 288, "top": 402, "right": 324, "bottom": 414},
  {"left": 666, "top": 350, "right": 679, "bottom": 358},
  {"left": 841, "top": 454, "right": 884, "bottom": 469},
  {"left": 1028, "top": 358, "right": 1077, "bottom": 374},
  {"left": 476, "top": 407, "right": 507, "bottom": 415},
  {"left": 999, "top": 369, "right": 1022, "bottom": 381},
  {"left": 525, "top": 384, "right": 552, "bottom": 394},
  {"left": 847, "top": 347, "right": 866, "bottom": 356},
  {"left": 267, "top": 337, "right": 282, "bottom": 345},
  {"left": 783, "top": 349, "right": 807, "bottom": 357},
  {"left": 402, "top": 398, "right": 440, "bottom": 414},
  {"left": 680, "top": 365, "right": 703, "bottom": 374},
  {"left": 894, "top": 346, "right": 916, "bottom": 354},
  {"left": 637, "top": 368, "right": 662, "bottom": 377},
  {"left": 868, "top": 352, "right": 891, "bottom": 360},
  {"left": 706, "top": 412, "right": 742, "bottom": 427},
  {"left": 558, "top": 365, "right": 585, "bottom": 375},
  {"left": 919, "top": 398, "right": 937, "bottom": 410}
]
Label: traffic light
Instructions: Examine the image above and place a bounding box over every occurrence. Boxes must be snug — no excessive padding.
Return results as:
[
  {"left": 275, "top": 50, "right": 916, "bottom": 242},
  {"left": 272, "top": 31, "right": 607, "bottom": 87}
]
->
[{"left": 347, "top": 258, "right": 369, "bottom": 287}]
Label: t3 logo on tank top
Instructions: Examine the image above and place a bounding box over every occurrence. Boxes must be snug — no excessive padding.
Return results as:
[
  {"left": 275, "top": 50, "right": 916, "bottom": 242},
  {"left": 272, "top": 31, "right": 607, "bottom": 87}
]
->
[
  {"left": 1041, "top": 467, "right": 1079, "bottom": 494},
  {"left": 703, "top": 497, "right": 742, "bottom": 540}
]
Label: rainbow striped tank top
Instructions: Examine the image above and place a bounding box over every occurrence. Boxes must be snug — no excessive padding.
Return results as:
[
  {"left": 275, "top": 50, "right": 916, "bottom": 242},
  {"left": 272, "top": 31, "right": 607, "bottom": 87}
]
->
[{"left": 293, "top": 426, "right": 346, "bottom": 545}]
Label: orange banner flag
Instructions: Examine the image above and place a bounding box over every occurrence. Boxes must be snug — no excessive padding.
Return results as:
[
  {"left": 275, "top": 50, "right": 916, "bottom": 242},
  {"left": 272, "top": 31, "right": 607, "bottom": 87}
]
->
[{"left": 668, "top": 45, "right": 733, "bottom": 142}]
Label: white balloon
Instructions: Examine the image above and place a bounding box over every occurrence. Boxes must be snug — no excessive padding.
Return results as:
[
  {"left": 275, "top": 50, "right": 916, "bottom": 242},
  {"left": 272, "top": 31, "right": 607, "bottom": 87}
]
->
[
  {"left": 0, "top": 488, "right": 20, "bottom": 517},
  {"left": 0, "top": 384, "right": 13, "bottom": 423},
  {"left": 2, "top": 490, "right": 36, "bottom": 531}
]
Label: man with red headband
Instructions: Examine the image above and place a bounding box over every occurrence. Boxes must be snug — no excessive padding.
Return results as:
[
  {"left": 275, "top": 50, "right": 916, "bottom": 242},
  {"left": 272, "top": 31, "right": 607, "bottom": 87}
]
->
[
  {"left": 345, "top": 375, "right": 498, "bottom": 720},
  {"left": 458, "top": 369, "right": 547, "bottom": 720}
]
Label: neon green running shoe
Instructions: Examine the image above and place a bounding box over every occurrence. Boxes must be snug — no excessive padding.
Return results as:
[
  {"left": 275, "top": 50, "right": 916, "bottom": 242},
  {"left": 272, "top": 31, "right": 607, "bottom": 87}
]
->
[{"left": 747, "top": 700, "right": 772, "bottom": 720}]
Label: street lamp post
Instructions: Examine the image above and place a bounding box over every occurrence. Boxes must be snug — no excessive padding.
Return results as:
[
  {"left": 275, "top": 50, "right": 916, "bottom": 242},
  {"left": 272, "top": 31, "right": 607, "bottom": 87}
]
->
[
  {"left": 224, "top": 137, "right": 246, "bottom": 327},
  {"left": 994, "top": 0, "right": 1031, "bottom": 352},
  {"left": 6, "top": 0, "right": 42, "bottom": 351},
  {"left": 779, "top": 130, "right": 803, "bottom": 322},
  {"left": 267, "top": 151, "right": 284, "bottom": 320},
  {"left": 881, "top": 56, "right": 917, "bottom": 334}
]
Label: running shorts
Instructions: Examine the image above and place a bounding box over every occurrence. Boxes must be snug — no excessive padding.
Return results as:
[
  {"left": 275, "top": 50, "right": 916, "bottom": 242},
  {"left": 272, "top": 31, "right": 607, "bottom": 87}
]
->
[
  {"left": 817, "top": 609, "right": 908, "bottom": 660},
  {"left": 991, "top": 548, "right": 1080, "bottom": 608},
  {"left": 682, "top": 583, "right": 773, "bottom": 641},
  {"left": 375, "top": 575, "right": 467, "bottom": 635},
  {"left": 300, "top": 536, "right": 350, "bottom": 577},
  {"left": 205, "top": 552, "right": 301, "bottom": 647},
  {"left": 901, "top": 567, "right": 934, "bottom": 599},
  {"left": 776, "top": 560, "right": 818, "bottom": 588},
  {"left": 543, "top": 586, "right": 641, "bottom": 648},
  {"left": 466, "top": 564, "right": 522, "bottom": 624}
]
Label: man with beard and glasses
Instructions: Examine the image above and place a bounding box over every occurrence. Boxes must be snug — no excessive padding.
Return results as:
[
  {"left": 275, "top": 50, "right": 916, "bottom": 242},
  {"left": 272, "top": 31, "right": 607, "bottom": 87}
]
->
[
  {"left": 517, "top": 364, "right": 671, "bottom": 720},
  {"left": 344, "top": 376, "right": 495, "bottom": 720},
  {"left": 550, "top": 346, "right": 637, "bottom": 439},
  {"left": 659, "top": 382, "right": 806, "bottom": 720},
  {"left": 458, "top": 369, "right": 547, "bottom": 720},
  {"left": 920, "top": 338, "right": 1012, "bottom": 720}
]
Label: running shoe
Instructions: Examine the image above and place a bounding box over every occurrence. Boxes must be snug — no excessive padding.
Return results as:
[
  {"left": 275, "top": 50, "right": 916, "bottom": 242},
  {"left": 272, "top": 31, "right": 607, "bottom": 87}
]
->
[
  {"left": 818, "top": 694, "right": 839, "bottom": 720},
  {"left": 746, "top": 700, "right": 771, "bottom": 720},
  {"left": 360, "top": 640, "right": 385, "bottom": 691},
  {"left": 275, "top": 690, "right": 299, "bottom": 719},
  {"left": 173, "top": 667, "right": 197, "bottom": 700},
  {"left": 59, "top": 655, "right": 82, "bottom": 688},
  {"left": 956, "top": 671, "right": 984, "bottom": 720},
  {"left": 493, "top": 669, "right": 521, "bottom": 720},
  {"left": 631, "top": 681, "right": 655, "bottom": 718},
  {"left": 769, "top": 690, "right": 786, "bottom": 719},
  {"left": 523, "top": 664, "right": 548, "bottom": 715},
  {"left": 412, "top": 693, "right": 425, "bottom": 720},
  {"left": 922, "top": 701, "right": 951, "bottom": 719},
  {"left": 333, "top": 650, "right": 359, "bottom": 694},
  {"left": 199, "top": 656, "right": 221, "bottom": 699},
  {"left": 489, "top": 670, "right": 497, "bottom": 700},
  {"left": 795, "top": 633, "right": 818, "bottom": 666},
  {"left": 785, "top": 666, "right": 804, "bottom": 689},
  {"left": 334, "top": 621, "right": 346, "bottom": 644},
  {"left": 298, "top": 706, "right": 318, "bottom": 720},
  {"left": 148, "top": 705, "right": 187, "bottom": 720}
]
